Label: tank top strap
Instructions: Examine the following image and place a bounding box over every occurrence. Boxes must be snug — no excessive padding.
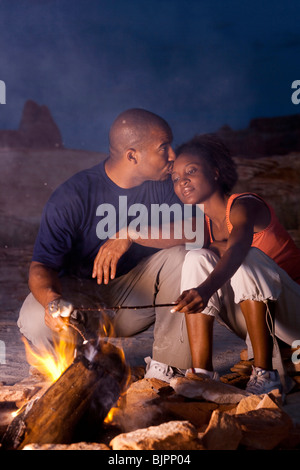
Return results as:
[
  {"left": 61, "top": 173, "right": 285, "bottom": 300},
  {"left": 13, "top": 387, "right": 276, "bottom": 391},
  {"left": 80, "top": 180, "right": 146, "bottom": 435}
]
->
[{"left": 225, "top": 192, "right": 274, "bottom": 234}]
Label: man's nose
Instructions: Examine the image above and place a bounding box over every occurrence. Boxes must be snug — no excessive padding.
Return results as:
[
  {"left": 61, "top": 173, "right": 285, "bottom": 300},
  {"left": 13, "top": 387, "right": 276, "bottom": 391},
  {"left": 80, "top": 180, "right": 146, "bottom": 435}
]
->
[{"left": 168, "top": 147, "right": 176, "bottom": 161}]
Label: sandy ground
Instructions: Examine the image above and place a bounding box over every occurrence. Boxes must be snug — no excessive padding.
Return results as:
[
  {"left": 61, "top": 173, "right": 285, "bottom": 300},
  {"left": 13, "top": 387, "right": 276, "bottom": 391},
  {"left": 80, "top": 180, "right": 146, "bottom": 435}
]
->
[{"left": 0, "top": 246, "right": 245, "bottom": 386}]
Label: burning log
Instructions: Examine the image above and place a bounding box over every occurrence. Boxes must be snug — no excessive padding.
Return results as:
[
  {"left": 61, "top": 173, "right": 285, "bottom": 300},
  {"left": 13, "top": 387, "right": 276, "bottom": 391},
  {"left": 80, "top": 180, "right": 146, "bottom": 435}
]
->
[{"left": 1, "top": 340, "right": 128, "bottom": 450}]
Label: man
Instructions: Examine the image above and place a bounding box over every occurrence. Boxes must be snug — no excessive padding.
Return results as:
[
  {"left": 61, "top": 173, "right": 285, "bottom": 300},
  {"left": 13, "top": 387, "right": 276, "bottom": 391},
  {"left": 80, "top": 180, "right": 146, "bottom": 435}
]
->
[{"left": 18, "top": 108, "right": 194, "bottom": 380}]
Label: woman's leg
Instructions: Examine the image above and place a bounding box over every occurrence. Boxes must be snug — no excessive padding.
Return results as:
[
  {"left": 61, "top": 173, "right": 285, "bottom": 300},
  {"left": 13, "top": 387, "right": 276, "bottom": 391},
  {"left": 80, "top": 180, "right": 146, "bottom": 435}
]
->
[
  {"left": 239, "top": 299, "right": 274, "bottom": 370},
  {"left": 185, "top": 312, "right": 214, "bottom": 370},
  {"left": 230, "top": 248, "right": 286, "bottom": 393},
  {"left": 180, "top": 249, "right": 223, "bottom": 373}
]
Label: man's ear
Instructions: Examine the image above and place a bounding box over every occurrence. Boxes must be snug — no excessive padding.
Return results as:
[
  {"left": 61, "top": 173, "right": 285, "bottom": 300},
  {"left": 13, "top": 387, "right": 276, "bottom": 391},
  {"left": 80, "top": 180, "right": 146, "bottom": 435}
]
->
[{"left": 126, "top": 148, "right": 138, "bottom": 164}]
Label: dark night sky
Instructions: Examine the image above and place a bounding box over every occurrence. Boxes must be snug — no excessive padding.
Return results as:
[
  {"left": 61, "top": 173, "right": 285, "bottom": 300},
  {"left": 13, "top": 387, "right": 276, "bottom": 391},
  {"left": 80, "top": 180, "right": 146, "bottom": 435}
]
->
[{"left": 0, "top": 0, "right": 300, "bottom": 151}]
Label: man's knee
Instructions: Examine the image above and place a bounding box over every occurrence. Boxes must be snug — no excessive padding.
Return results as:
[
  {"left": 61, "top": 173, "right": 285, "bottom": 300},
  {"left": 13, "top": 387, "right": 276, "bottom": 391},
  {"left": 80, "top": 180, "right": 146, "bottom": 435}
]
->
[
  {"left": 18, "top": 293, "right": 53, "bottom": 347},
  {"left": 160, "top": 245, "right": 188, "bottom": 264},
  {"left": 113, "top": 309, "right": 155, "bottom": 337}
]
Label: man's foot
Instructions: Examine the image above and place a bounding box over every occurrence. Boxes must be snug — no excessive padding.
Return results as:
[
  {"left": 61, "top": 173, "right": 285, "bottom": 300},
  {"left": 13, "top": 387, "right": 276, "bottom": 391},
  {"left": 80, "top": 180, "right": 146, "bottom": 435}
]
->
[
  {"left": 185, "top": 367, "right": 219, "bottom": 380},
  {"left": 245, "top": 366, "right": 282, "bottom": 395},
  {"left": 144, "top": 357, "right": 184, "bottom": 383}
]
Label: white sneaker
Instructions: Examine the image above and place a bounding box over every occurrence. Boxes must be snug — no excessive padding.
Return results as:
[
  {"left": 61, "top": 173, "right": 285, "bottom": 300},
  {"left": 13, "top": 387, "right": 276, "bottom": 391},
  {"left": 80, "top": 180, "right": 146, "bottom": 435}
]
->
[
  {"left": 144, "top": 357, "right": 184, "bottom": 383},
  {"left": 185, "top": 367, "right": 219, "bottom": 380},
  {"left": 246, "top": 366, "right": 282, "bottom": 395}
]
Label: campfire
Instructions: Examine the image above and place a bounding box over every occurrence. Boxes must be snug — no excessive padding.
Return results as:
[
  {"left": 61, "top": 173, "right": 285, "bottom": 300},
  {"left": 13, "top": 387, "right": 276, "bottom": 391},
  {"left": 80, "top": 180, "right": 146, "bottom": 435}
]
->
[
  {"left": 22, "top": 332, "right": 77, "bottom": 384},
  {"left": 2, "top": 310, "right": 130, "bottom": 450}
]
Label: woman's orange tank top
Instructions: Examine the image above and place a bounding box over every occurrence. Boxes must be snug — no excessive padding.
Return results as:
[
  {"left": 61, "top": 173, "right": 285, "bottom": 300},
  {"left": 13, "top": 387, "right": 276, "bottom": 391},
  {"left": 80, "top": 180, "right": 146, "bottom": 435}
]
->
[{"left": 206, "top": 192, "right": 300, "bottom": 284}]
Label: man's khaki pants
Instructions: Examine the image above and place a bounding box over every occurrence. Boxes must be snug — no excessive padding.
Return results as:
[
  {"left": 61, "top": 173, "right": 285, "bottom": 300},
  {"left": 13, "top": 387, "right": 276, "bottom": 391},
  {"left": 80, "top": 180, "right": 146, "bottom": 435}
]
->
[{"left": 17, "top": 246, "right": 193, "bottom": 369}]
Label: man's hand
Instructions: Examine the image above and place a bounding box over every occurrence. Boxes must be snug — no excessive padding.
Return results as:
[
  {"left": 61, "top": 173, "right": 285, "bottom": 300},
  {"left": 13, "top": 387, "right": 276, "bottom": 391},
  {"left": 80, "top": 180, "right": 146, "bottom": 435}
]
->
[
  {"left": 171, "top": 287, "right": 210, "bottom": 315},
  {"left": 45, "top": 298, "right": 74, "bottom": 332},
  {"left": 92, "top": 238, "right": 133, "bottom": 284}
]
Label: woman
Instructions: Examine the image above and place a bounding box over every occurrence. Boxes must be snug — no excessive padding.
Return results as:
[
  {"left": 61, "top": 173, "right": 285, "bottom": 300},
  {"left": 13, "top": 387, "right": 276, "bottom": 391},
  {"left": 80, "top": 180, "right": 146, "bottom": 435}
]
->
[{"left": 171, "top": 134, "right": 300, "bottom": 394}]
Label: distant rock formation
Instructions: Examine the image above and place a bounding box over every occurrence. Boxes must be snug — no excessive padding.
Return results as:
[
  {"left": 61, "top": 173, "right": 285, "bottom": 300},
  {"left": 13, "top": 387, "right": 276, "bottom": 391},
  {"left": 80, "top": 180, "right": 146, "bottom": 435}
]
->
[
  {"left": 215, "top": 114, "right": 300, "bottom": 157},
  {"left": 0, "top": 100, "right": 63, "bottom": 149}
]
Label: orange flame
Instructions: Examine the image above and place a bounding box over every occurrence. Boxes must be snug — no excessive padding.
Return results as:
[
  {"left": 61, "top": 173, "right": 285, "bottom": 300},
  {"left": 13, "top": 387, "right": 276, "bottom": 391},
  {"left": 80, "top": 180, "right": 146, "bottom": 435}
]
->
[
  {"left": 21, "top": 311, "right": 131, "bottom": 425},
  {"left": 104, "top": 405, "right": 120, "bottom": 424},
  {"left": 22, "top": 328, "right": 77, "bottom": 383}
]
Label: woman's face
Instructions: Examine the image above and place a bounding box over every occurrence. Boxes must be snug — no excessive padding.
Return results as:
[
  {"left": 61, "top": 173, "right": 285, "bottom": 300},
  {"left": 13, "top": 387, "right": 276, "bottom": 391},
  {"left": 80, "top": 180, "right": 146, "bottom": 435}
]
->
[{"left": 171, "top": 152, "right": 218, "bottom": 204}]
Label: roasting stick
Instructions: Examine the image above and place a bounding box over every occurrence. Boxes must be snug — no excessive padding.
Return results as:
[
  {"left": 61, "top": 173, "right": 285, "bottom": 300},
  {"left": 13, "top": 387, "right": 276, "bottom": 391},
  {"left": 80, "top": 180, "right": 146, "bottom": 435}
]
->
[
  {"left": 67, "top": 323, "right": 89, "bottom": 344},
  {"left": 65, "top": 303, "right": 177, "bottom": 345},
  {"left": 73, "top": 302, "right": 177, "bottom": 311}
]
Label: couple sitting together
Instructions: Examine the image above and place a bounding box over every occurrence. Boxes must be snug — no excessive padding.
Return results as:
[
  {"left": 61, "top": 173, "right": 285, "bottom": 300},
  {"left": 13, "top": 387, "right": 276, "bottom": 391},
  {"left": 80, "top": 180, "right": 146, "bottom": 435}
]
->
[{"left": 18, "top": 108, "right": 300, "bottom": 396}]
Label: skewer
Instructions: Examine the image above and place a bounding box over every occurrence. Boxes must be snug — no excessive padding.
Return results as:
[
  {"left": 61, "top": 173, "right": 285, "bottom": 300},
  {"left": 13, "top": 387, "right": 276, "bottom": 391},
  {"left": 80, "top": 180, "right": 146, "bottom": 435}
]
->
[
  {"left": 74, "top": 302, "right": 177, "bottom": 311},
  {"left": 67, "top": 303, "right": 177, "bottom": 345},
  {"left": 68, "top": 323, "right": 88, "bottom": 344}
]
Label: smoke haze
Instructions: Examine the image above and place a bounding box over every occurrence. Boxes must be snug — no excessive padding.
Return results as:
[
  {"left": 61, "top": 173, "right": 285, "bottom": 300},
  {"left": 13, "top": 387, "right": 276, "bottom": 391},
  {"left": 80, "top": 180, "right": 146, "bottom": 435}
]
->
[{"left": 0, "top": 0, "right": 299, "bottom": 151}]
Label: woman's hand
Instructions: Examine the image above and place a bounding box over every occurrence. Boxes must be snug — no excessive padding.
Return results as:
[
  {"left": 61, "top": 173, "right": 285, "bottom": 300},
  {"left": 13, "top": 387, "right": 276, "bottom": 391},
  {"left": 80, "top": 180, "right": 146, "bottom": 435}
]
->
[{"left": 171, "top": 286, "right": 210, "bottom": 314}]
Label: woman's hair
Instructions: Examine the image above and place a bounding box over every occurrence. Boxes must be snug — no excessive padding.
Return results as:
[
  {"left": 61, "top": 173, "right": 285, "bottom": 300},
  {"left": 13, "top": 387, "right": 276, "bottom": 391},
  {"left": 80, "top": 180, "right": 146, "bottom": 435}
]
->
[{"left": 175, "top": 134, "right": 238, "bottom": 194}]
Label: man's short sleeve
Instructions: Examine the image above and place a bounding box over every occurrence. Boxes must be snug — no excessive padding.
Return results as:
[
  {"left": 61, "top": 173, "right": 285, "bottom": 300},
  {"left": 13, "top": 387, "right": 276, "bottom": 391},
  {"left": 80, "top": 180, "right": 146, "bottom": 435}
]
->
[{"left": 32, "top": 199, "right": 79, "bottom": 271}]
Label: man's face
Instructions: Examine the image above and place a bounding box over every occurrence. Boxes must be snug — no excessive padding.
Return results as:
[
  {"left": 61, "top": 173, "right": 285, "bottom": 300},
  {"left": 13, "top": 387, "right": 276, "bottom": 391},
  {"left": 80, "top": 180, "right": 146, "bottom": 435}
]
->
[{"left": 137, "top": 126, "right": 175, "bottom": 181}]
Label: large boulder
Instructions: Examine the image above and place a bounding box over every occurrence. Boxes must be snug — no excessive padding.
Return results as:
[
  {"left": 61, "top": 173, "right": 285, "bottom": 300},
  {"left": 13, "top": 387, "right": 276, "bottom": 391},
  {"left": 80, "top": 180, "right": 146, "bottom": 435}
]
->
[
  {"left": 0, "top": 100, "right": 63, "bottom": 149},
  {"left": 18, "top": 100, "right": 63, "bottom": 149},
  {"left": 216, "top": 114, "right": 300, "bottom": 157}
]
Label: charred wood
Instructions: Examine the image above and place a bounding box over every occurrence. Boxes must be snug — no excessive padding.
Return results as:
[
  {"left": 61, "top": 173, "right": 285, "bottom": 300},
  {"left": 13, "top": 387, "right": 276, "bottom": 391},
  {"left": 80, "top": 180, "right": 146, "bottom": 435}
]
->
[{"left": 1, "top": 340, "right": 128, "bottom": 450}]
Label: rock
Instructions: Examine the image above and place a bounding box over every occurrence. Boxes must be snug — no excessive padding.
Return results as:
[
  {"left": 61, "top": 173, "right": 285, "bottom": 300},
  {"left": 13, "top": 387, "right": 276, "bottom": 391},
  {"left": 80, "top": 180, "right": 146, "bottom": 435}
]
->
[
  {"left": 0, "top": 375, "right": 47, "bottom": 405},
  {"left": 161, "top": 401, "right": 218, "bottom": 428},
  {"left": 235, "top": 395, "right": 262, "bottom": 414},
  {"left": 230, "top": 360, "right": 253, "bottom": 376},
  {"left": 240, "top": 349, "right": 248, "bottom": 360},
  {"left": 282, "top": 391, "right": 300, "bottom": 427},
  {"left": 0, "top": 130, "right": 23, "bottom": 148},
  {"left": 170, "top": 375, "right": 249, "bottom": 404},
  {"left": 110, "top": 378, "right": 171, "bottom": 432},
  {"left": 236, "top": 408, "right": 293, "bottom": 450},
  {"left": 23, "top": 442, "right": 110, "bottom": 450},
  {"left": 233, "top": 153, "right": 300, "bottom": 236},
  {"left": 235, "top": 390, "right": 282, "bottom": 414},
  {"left": 18, "top": 100, "right": 63, "bottom": 149},
  {"left": 216, "top": 114, "right": 300, "bottom": 157},
  {"left": 110, "top": 420, "right": 202, "bottom": 450},
  {"left": 279, "top": 427, "right": 300, "bottom": 450},
  {"left": 201, "top": 410, "right": 242, "bottom": 450},
  {"left": 220, "top": 372, "right": 249, "bottom": 389},
  {"left": 0, "top": 100, "right": 63, "bottom": 149},
  {"left": 256, "top": 391, "right": 283, "bottom": 410}
]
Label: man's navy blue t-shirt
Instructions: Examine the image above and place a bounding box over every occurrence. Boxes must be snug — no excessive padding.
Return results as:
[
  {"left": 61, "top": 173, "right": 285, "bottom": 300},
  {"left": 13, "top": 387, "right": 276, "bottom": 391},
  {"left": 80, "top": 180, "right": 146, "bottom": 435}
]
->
[{"left": 32, "top": 160, "right": 183, "bottom": 279}]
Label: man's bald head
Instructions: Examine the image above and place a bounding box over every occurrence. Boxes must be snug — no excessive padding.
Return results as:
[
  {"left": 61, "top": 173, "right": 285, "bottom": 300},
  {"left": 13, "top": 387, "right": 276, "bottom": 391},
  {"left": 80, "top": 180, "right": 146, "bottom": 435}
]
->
[{"left": 109, "top": 108, "right": 172, "bottom": 159}]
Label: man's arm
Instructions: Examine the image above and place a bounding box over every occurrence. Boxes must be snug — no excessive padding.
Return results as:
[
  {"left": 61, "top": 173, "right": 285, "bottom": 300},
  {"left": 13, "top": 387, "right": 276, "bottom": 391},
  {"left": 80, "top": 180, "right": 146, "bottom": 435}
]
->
[
  {"left": 29, "top": 261, "right": 65, "bottom": 331},
  {"left": 92, "top": 218, "right": 199, "bottom": 284},
  {"left": 29, "top": 261, "right": 62, "bottom": 307}
]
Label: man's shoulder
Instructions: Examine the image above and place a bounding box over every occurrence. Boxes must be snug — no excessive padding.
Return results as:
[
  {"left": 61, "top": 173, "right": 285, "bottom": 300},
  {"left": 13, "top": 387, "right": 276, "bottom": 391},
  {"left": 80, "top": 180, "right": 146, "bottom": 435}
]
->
[
  {"left": 66, "top": 161, "right": 105, "bottom": 185},
  {"left": 52, "top": 162, "right": 105, "bottom": 195}
]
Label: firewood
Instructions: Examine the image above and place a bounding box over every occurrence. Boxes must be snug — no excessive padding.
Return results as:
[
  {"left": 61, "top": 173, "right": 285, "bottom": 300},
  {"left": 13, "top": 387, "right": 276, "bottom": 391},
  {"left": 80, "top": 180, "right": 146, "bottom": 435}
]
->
[{"left": 1, "top": 340, "right": 128, "bottom": 450}]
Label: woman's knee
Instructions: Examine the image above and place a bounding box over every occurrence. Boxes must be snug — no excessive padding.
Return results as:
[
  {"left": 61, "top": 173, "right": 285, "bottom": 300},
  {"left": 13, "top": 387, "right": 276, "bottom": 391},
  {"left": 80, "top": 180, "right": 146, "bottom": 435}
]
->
[
  {"left": 183, "top": 248, "right": 219, "bottom": 269},
  {"left": 231, "top": 248, "right": 281, "bottom": 303}
]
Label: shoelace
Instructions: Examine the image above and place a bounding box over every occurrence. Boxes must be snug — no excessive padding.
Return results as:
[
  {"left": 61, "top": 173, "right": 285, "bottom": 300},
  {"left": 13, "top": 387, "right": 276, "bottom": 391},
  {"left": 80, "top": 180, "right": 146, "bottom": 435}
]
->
[{"left": 247, "top": 368, "right": 278, "bottom": 393}]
